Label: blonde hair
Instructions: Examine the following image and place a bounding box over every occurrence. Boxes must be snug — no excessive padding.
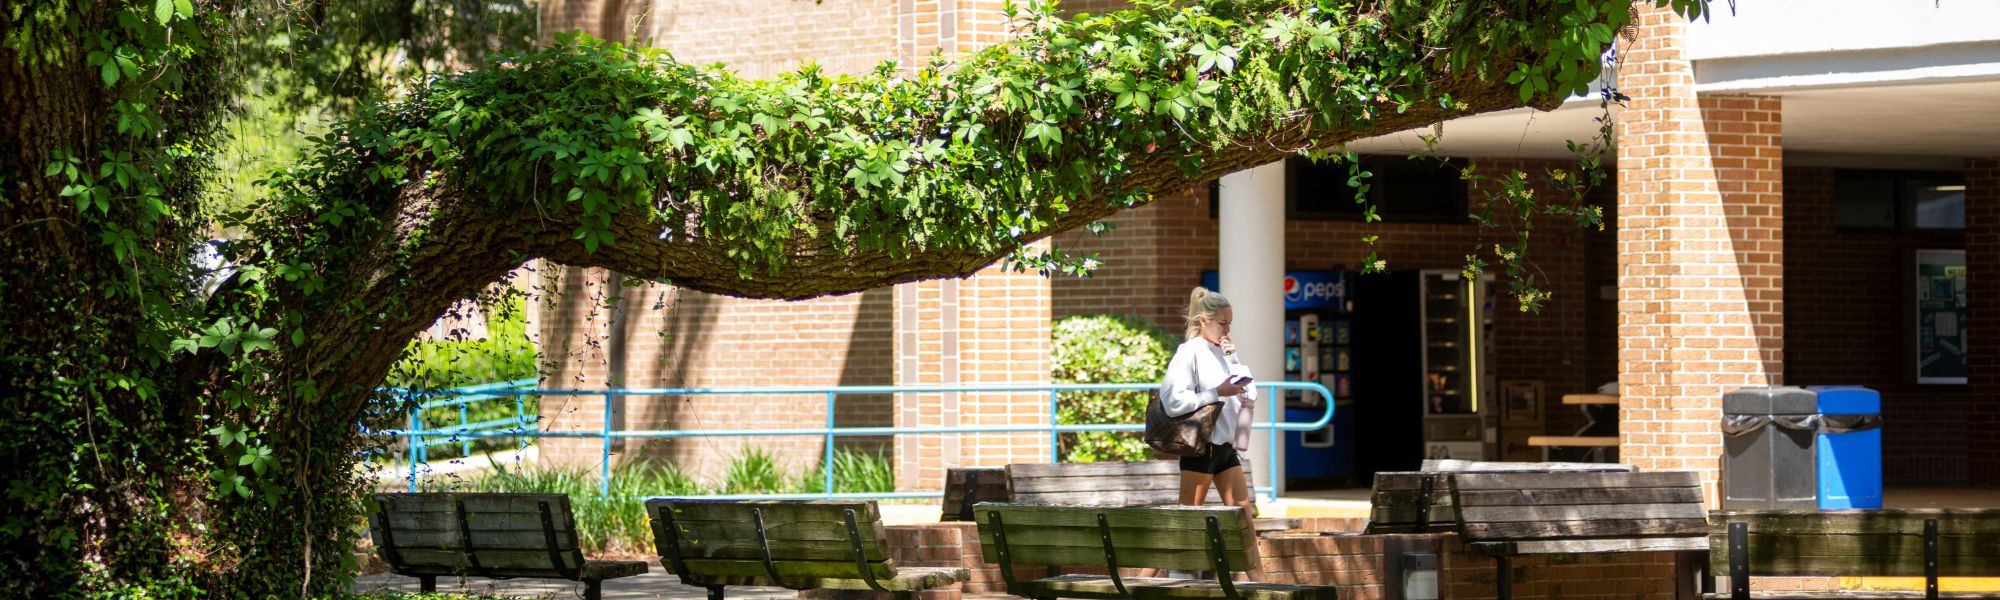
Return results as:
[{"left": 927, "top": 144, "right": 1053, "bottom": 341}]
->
[{"left": 1184, "top": 287, "right": 1231, "bottom": 340}]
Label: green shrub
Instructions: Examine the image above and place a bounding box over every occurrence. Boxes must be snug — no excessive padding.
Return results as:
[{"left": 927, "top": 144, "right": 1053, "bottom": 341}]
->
[
  {"left": 1051, "top": 315, "right": 1178, "bottom": 463},
  {"left": 792, "top": 449, "right": 896, "bottom": 494},
  {"left": 721, "top": 447, "right": 789, "bottom": 495},
  {"left": 430, "top": 458, "right": 707, "bottom": 555}
]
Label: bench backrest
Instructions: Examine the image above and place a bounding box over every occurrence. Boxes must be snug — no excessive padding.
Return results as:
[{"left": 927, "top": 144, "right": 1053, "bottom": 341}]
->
[
  {"left": 646, "top": 499, "right": 896, "bottom": 584},
  {"left": 941, "top": 467, "right": 1009, "bottom": 522},
  {"left": 1004, "top": 460, "right": 1250, "bottom": 506},
  {"left": 974, "top": 503, "right": 1259, "bottom": 573},
  {"left": 369, "top": 492, "right": 586, "bottom": 577},
  {"left": 1365, "top": 462, "right": 1633, "bottom": 534},
  {"left": 1449, "top": 471, "right": 1708, "bottom": 554},
  {"left": 1709, "top": 510, "right": 2000, "bottom": 578}
]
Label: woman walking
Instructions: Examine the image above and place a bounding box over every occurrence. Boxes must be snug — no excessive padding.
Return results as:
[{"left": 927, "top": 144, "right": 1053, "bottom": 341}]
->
[{"left": 1158, "top": 287, "right": 1258, "bottom": 518}]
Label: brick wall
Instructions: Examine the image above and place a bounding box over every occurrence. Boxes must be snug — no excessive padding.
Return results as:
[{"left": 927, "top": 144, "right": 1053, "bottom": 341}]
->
[
  {"left": 1783, "top": 167, "right": 1971, "bottom": 483},
  {"left": 532, "top": 266, "right": 895, "bottom": 478},
  {"left": 1968, "top": 158, "right": 2000, "bottom": 485},
  {"left": 1615, "top": 4, "right": 1785, "bottom": 504}
]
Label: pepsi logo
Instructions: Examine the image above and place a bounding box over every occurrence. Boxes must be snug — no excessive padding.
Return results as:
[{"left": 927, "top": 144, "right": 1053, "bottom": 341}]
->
[{"left": 1283, "top": 276, "right": 1301, "bottom": 302}]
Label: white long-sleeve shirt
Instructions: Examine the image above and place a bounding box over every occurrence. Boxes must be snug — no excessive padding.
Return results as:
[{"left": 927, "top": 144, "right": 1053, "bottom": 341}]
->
[{"left": 1158, "top": 337, "right": 1258, "bottom": 447}]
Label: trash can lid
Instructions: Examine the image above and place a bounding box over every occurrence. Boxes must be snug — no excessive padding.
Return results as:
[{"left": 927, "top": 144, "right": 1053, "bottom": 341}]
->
[
  {"left": 1722, "top": 386, "right": 1817, "bottom": 415},
  {"left": 1807, "top": 385, "right": 1880, "bottom": 415}
]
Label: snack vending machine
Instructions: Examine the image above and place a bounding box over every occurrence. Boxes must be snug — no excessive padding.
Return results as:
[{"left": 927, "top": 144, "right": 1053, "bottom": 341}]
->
[{"left": 1202, "top": 270, "right": 1356, "bottom": 486}]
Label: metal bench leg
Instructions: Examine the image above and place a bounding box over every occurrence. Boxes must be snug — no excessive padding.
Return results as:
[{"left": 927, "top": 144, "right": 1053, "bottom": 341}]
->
[
  {"left": 1496, "top": 555, "right": 1512, "bottom": 600},
  {"left": 707, "top": 585, "right": 726, "bottom": 600},
  {"left": 1925, "top": 519, "right": 1940, "bottom": 600},
  {"left": 419, "top": 575, "right": 436, "bottom": 593}
]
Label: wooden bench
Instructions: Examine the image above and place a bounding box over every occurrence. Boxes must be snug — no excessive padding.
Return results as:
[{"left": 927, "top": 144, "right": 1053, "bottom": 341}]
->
[
  {"left": 973, "top": 502, "right": 1338, "bottom": 600},
  {"left": 1001, "top": 460, "right": 1298, "bottom": 532},
  {"left": 1708, "top": 510, "right": 2000, "bottom": 600},
  {"left": 1450, "top": 471, "right": 1709, "bottom": 600},
  {"left": 646, "top": 499, "right": 968, "bottom": 600},
  {"left": 368, "top": 492, "right": 649, "bottom": 600},
  {"left": 1363, "top": 461, "right": 1633, "bottom": 534}
]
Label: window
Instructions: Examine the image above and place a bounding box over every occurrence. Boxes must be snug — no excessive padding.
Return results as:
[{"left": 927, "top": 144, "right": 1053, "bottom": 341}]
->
[
  {"left": 1834, "top": 170, "right": 1965, "bottom": 231},
  {"left": 1210, "top": 155, "right": 1469, "bottom": 222}
]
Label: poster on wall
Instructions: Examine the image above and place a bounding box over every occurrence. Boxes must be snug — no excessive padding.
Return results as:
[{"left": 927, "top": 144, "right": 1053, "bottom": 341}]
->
[{"left": 1916, "top": 249, "right": 1968, "bottom": 384}]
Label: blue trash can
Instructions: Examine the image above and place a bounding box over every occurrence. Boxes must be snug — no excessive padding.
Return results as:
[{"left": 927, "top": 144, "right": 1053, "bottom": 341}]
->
[{"left": 1809, "top": 386, "right": 1883, "bottom": 510}]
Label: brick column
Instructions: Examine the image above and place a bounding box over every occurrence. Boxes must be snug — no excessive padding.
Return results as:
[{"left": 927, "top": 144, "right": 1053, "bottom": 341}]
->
[
  {"left": 1968, "top": 158, "right": 2000, "bottom": 484},
  {"left": 1615, "top": 6, "right": 1785, "bottom": 505},
  {"left": 890, "top": 0, "right": 1052, "bottom": 493},
  {"left": 893, "top": 245, "right": 1055, "bottom": 492}
]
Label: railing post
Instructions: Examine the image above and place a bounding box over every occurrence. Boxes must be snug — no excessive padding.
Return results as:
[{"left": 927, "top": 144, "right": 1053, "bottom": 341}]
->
[
  {"left": 515, "top": 392, "right": 528, "bottom": 451},
  {"left": 823, "top": 391, "right": 837, "bottom": 499},
  {"left": 407, "top": 408, "right": 420, "bottom": 492},
  {"left": 1267, "top": 382, "right": 1279, "bottom": 501},
  {"left": 1049, "top": 389, "right": 1060, "bottom": 463},
  {"left": 601, "top": 389, "right": 613, "bottom": 497},
  {"left": 460, "top": 403, "right": 471, "bottom": 457}
]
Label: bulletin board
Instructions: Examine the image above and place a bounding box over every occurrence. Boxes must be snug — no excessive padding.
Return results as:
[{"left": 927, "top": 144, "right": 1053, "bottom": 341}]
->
[{"left": 1915, "top": 249, "right": 1967, "bottom": 384}]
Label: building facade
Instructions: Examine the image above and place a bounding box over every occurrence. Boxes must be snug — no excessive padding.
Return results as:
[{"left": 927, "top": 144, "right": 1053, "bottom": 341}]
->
[{"left": 525, "top": 0, "right": 2000, "bottom": 497}]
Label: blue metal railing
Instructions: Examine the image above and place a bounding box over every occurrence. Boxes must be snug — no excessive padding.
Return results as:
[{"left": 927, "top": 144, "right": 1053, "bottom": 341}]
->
[
  {"left": 376, "top": 378, "right": 538, "bottom": 475},
  {"left": 376, "top": 381, "right": 1335, "bottom": 502}
]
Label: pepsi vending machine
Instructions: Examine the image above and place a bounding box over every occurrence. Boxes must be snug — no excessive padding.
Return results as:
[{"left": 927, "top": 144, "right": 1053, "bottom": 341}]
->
[{"left": 1201, "top": 270, "right": 1356, "bottom": 487}]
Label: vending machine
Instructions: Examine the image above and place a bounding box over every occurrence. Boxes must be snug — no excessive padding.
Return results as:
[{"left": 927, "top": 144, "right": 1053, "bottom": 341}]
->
[
  {"left": 1349, "top": 269, "right": 1496, "bottom": 478},
  {"left": 1201, "top": 270, "right": 1356, "bottom": 487}
]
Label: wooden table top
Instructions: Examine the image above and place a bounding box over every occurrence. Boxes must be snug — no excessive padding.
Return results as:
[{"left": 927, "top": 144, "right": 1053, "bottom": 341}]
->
[
  {"left": 1526, "top": 435, "right": 1620, "bottom": 447},
  {"left": 1561, "top": 394, "right": 1620, "bottom": 405}
]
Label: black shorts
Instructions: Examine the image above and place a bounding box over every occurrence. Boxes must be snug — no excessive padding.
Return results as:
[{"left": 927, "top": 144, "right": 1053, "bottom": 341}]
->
[{"left": 1180, "top": 443, "right": 1241, "bottom": 475}]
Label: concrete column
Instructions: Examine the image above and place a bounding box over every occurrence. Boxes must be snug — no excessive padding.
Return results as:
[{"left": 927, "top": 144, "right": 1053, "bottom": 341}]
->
[
  {"left": 1218, "top": 160, "right": 1287, "bottom": 496},
  {"left": 1967, "top": 158, "right": 2000, "bottom": 484},
  {"left": 1616, "top": 6, "right": 1786, "bottom": 506}
]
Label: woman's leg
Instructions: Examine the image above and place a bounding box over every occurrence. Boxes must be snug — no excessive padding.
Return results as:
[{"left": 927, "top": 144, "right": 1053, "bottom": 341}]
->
[
  {"left": 1213, "top": 465, "right": 1255, "bottom": 518},
  {"left": 1179, "top": 470, "right": 1215, "bottom": 505}
]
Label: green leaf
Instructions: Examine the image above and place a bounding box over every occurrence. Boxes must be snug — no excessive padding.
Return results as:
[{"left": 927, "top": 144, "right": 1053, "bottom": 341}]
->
[
  {"left": 155, "top": 0, "right": 173, "bottom": 23},
  {"left": 175, "top": 0, "right": 194, "bottom": 19}
]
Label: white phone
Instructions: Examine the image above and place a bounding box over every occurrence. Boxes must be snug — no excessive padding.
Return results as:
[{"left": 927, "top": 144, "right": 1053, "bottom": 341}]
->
[{"left": 1227, "top": 374, "right": 1254, "bottom": 386}]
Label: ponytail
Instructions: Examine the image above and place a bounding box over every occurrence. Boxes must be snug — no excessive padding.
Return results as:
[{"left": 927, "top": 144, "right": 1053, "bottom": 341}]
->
[{"left": 1184, "top": 287, "right": 1231, "bottom": 339}]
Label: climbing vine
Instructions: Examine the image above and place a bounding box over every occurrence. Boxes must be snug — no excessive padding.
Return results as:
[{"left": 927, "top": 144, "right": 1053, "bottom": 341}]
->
[{"left": 2, "top": 0, "right": 1706, "bottom": 597}]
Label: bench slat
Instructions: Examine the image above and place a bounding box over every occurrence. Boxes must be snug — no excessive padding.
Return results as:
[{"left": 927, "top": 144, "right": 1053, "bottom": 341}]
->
[
  {"left": 383, "top": 512, "right": 578, "bottom": 534},
  {"left": 675, "top": 566, "right": 967, "bottom": 591},
  {"left": 1456, "top": 486, "right": 1702, "bottom": 507},
  {"left": 1497, "top": 537, "right": 1709, "bottom": 555},
  {"left": 974, "top": 525, "right": 1254, "bottom": 553},
  {"left": 980, "top": 543, "right": 1240, "bottom": 572},
  {"left": 972, "top": 503, "right": 1249, "bottom": 530},
  {"left": 1709, "top": 510, "right": 2000, "bottom": 535},
  {"left": 395, "top": 548, "right": 580, "bottom": 571},
  {"left": 1461, "top": 518, "right": 1709, "bottom": 540},
  {"left": 1451, "top": 471, "right": 1699, "bottom": 490},
  {"left": 658, "top": 500, "right": 883, "bottom": 525},
  {"left": 1420, "top": 459, "right": 1632, "bottom": 472},
  {"left": 664, "top": 558, "right": 896, "bottom": 580},
  {"left": 1007, "top": 490, "right": 1184, "bottom": 506},
  {"left": 1006, "top": 461, "right": 1180, "bottom": 479},
  {"left": 1017, "top": 574, "right": 1340, "bottom": 600},
  {"left": 383, "top": 528, "right": 580, "bottom": 551},
  {"left": 1459, "top": 502, "right": 1708, "bottom": 523},
  {"left": 1011, "top": 474, "right": 1188, "bottom": 494}
]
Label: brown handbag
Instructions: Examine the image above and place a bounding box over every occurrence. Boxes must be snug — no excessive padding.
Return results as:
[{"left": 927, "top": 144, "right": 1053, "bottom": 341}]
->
[{"left": 1144, "top": 395, "right": 1220, "bottom": 458}]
